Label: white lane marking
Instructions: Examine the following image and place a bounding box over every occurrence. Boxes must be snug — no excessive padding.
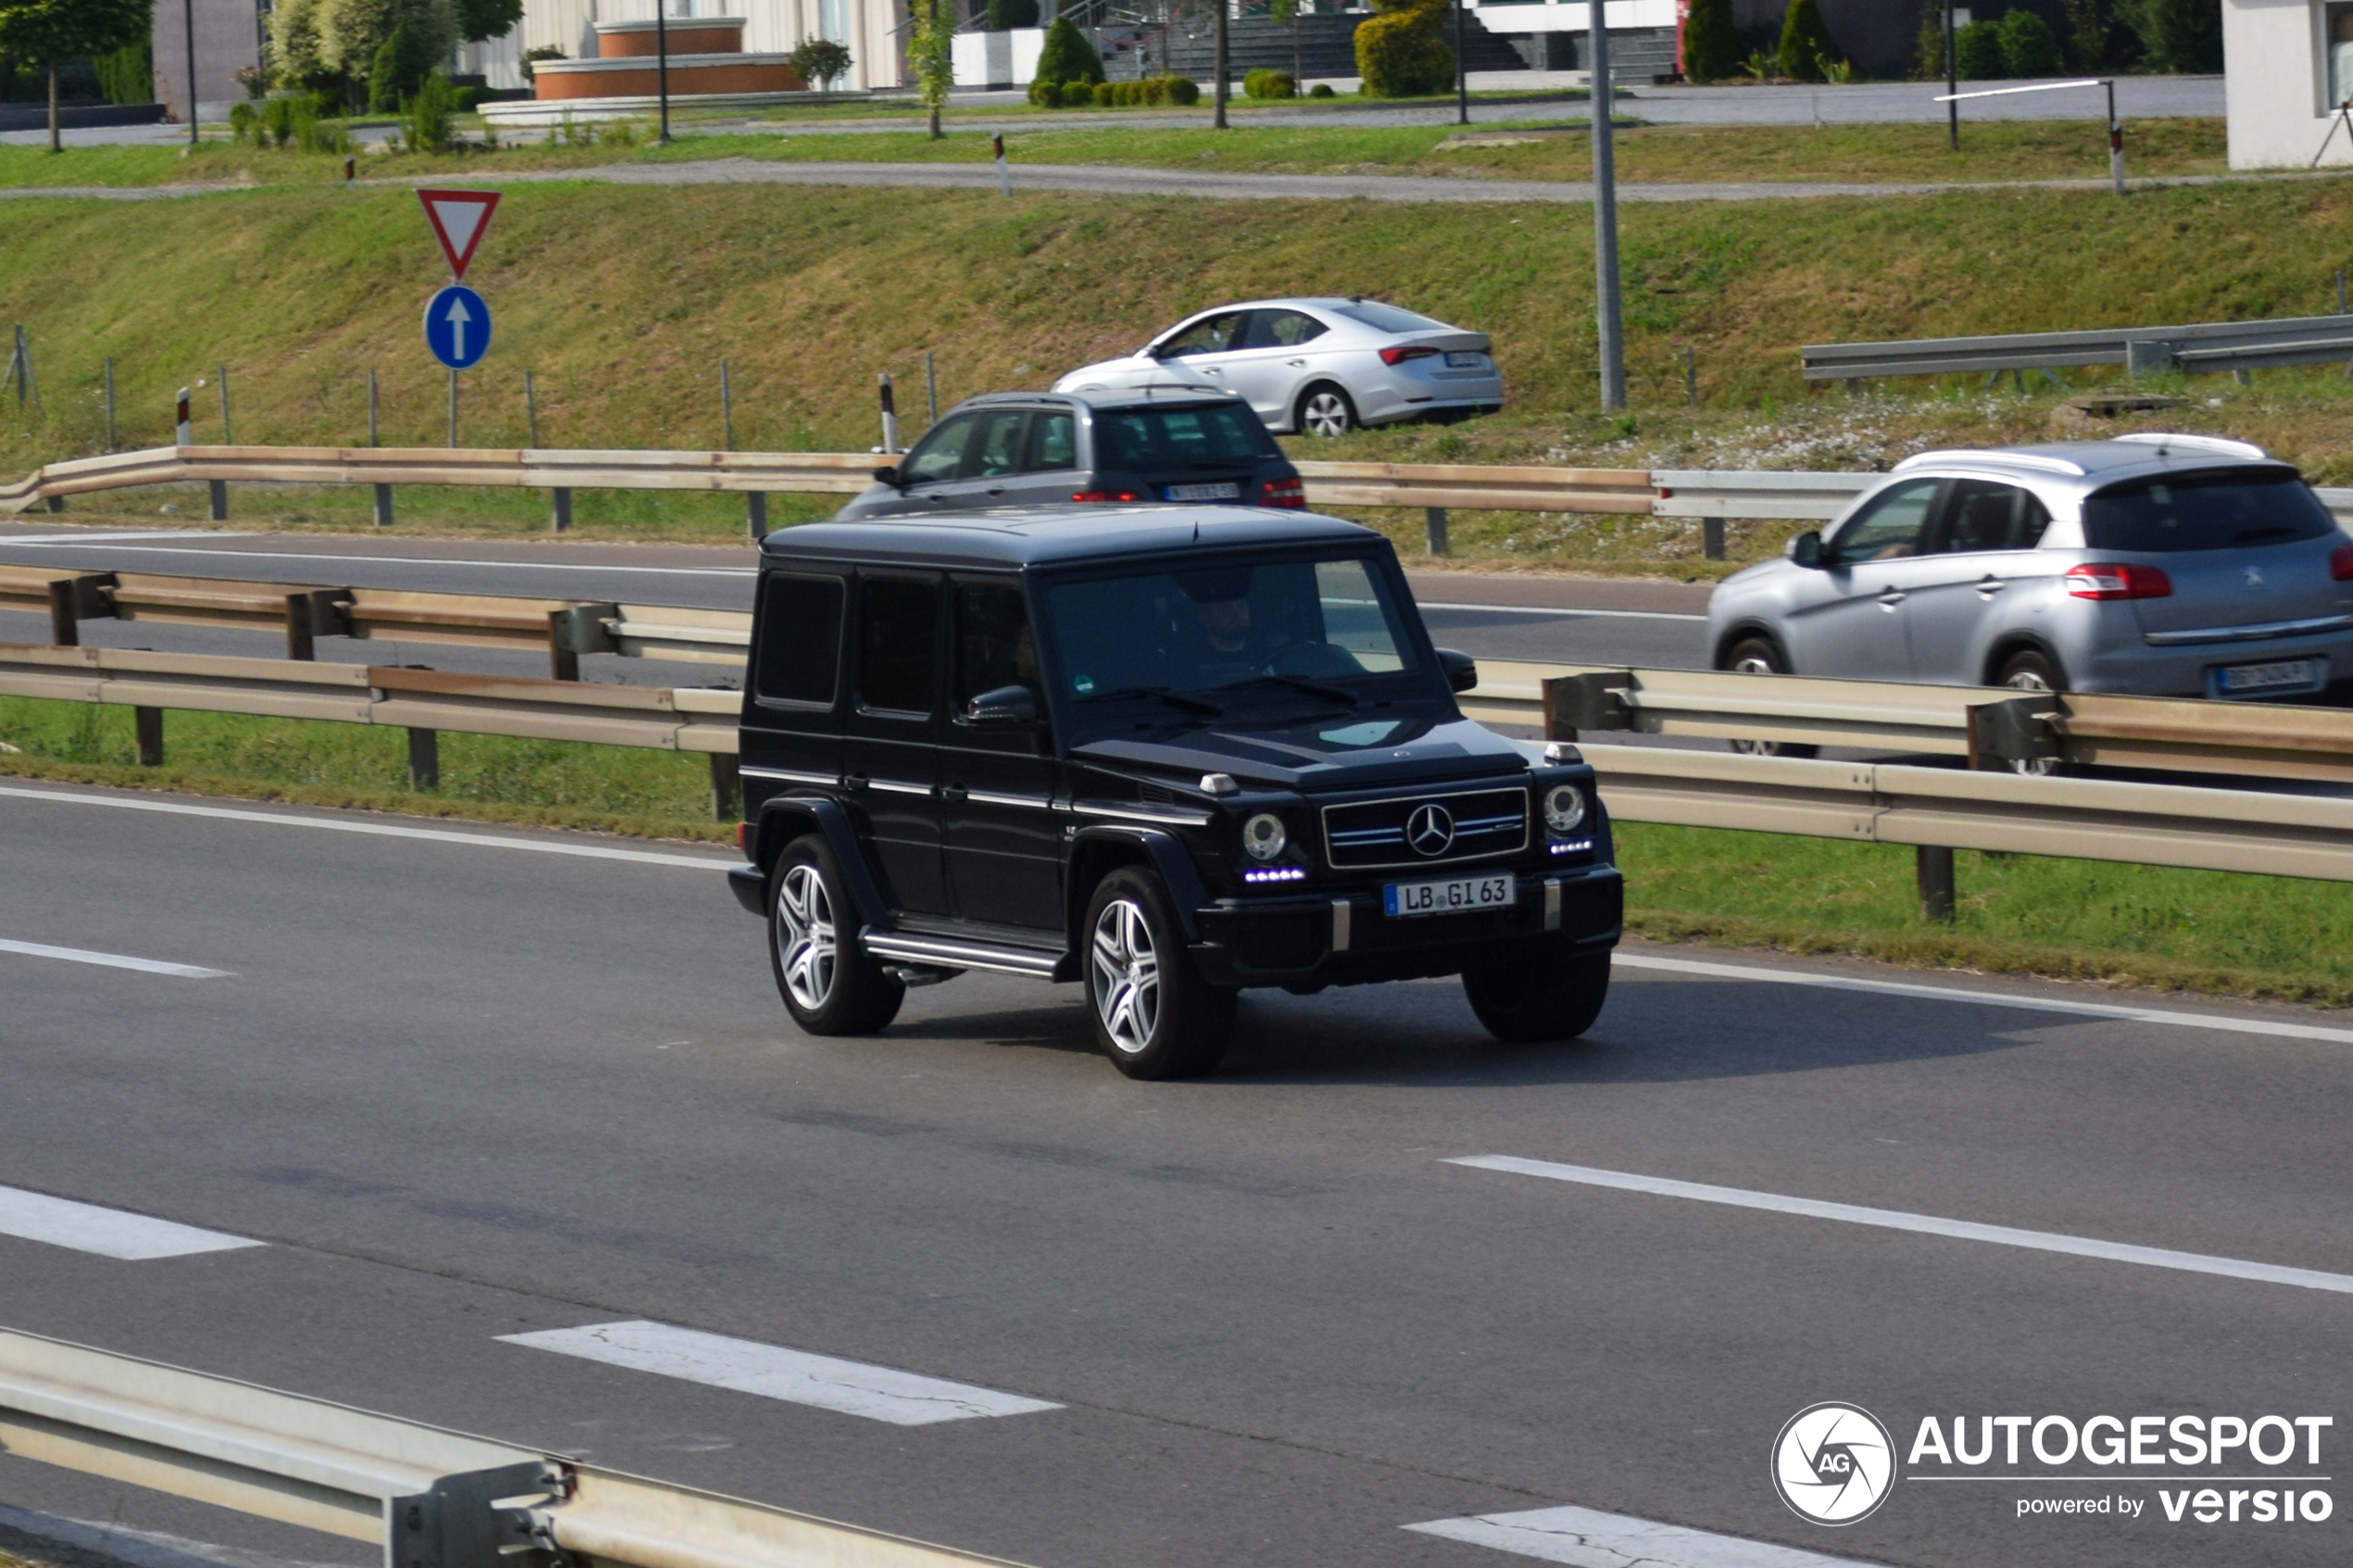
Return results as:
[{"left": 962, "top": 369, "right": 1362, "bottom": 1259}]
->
[
  {"left": 1449, "top": 1155, "right": 2353, "bottom": 1298},
  {"left": 1617, "top": 951, "right": 2353, "bottom": 1047},
  {"left": 0, "top": 531, "right": 252, "bottom": 545},
  {"left": 1407, "top": 1505, "right": 1890, "bottom": 1568},
  {"left": 0, "top": 541, "right": 754, "bottom": 579},
  {"left": 0, "top": 786, "right": 732, "bottom": 870},
  {"left": 0, "top": 1184, "right": 262, "bottom": 1261},
  {"left": 498, "top": 1320, "right": 1062, "bottom": 1425},
  {"left": 0, "top": 935, "right": 229, "bottom": 978},
  {"left": 1418, "top": 600, "right": 1708, "bottom": 622}
]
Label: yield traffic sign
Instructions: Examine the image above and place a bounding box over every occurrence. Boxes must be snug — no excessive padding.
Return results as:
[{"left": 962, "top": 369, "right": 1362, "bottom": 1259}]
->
[
  {"left": 416, "top": 188, "right": 501, "bottom": 280},
  {"left": 424, "top": 284, "right": 492, "bottom": 370}
]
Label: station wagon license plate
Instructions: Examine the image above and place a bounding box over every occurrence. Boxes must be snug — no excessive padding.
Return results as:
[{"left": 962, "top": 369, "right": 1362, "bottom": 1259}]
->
[
  {"left": 1445, "top": 351, "right": 1486, "bottom": 368},
  {"left": 2214, "top": 658, "right": 2323, "bottom": 696},
  {"left": 1384, "top": 872, "right": 1515, "bottom": 918},
  {"left": 1164, "top": 482, "right": 1240, "bottom": 501}
]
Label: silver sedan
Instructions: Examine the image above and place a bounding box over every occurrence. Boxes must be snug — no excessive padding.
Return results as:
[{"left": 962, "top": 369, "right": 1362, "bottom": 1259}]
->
[{"left": 1053, "top": 296, "right": 1504, "bottom": 437}]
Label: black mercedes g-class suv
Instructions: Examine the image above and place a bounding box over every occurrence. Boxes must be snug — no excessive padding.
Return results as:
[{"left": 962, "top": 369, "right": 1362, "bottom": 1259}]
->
[{"left": 725, "top": 505, "right": 1623, "bottom": 1079}]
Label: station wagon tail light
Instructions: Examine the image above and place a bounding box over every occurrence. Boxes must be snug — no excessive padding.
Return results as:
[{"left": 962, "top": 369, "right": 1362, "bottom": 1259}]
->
[
  {"left": 1260, "top": 477, "right": 1306, "bottom": 508},
  {"left": 737, "top": 822, "right": 750, "bottom": 853},
  {"left": 1071, "top": 488, "right": 1143, "bottom": 503},
  {"left": 1378, "top": 345, "right": 1441, "bottom": 366},
  {"left": 2333, "top": 542, "right": 2353, "bottom": 581},
  {"left": 2065, "top": 562, "right": 2173, "bottom": 600}
]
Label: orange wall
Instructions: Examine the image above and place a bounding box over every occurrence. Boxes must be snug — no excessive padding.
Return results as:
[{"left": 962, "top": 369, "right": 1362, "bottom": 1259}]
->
[
  {"left": 597, "top": 25, "right": 744, "bottom": 57},
  {"left": 535, "top": 59, "right": 806, "bottom": 99}
]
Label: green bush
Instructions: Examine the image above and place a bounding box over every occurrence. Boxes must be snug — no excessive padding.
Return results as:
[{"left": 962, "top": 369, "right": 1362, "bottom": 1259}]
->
[
  {"left": 1997, "top": 7, "right": 2063, "bottom": 75},
  {"left": 1027, "top": 76, "right": 1057, "bottom": 106},
  {"left": 1243, "top": 67, "right": 1296, "bottom": 98},
  {"left": 1681, "top": 0, "right": 1741, "bottom": 82},
  {"left": 452, "top": 84, "right": 487, "bottom": 111},
  {"left": 1354, "top": 0, "right": 1453, "bottom": 97},
  {"left": 94, "top": 37, "right": 152, "bottom": 105},
  {"left": 1162, "top": 73, "right": 1199, "bottom": 105},
  {"left": 2138, "top": 0, "right": 2222, "bottom": 73},
  {"left": 406, "top": 69, "right": 457, "bottom": 152},
  {"left": 1777, "top": 0, "right": 1840, "bottom": 81},
  {"left": 1034, "top": 15, "right": 1103, "bottom": 86},
  {"left": 369, "top": 22, "right": 432, "bottom": 112},
  {"left": 229, "top": 100, "right": 256, "bottom": 142},
  {"left": 786, "top": 37, "right": 852, "bottom": 90},
  {"left": 1308, "top": 81, "right": 1335, "bottom": 96},
  {"left": 1091, "top": 79, "right": 1115, "bottom": 105},
  {"left": 1059, "top": 78, "right": 1094, "bottom": 106},
  {"left": 986, "top": 0, "right": 1038, "bottom": 25},
  {"left": 1955, "top": 19, "right": 2006, "bottom": 78}
]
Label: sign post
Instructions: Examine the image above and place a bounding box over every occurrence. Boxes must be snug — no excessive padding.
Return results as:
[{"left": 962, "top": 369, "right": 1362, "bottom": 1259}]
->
[{"left": 416, "top": 190, "right": 501, "bottom": 449}]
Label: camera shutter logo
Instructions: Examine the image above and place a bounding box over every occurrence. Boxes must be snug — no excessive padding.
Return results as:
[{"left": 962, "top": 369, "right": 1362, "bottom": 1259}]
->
[
  {"left": 1406, "top": 803, "right": 1455, "bottom": 856},
  {"left": 1772, "top": 1403, "right": 1897, "bottom": 1525}
]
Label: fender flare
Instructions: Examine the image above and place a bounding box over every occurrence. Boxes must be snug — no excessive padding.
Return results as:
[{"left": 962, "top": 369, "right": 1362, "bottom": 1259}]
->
[
  {"left": 749, "top": 795, "right": 892, "bottom": 930},
  {"left": 1068, "top": 825, "right": 1210, "bottom": 945}
]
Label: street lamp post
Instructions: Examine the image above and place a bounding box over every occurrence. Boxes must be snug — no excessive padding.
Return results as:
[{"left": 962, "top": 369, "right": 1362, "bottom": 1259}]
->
[
  {"left": 1944, "top": 0, "right": 1957, "bottom": 150},
  {"left": 1453, "top": 0, "right": 1468, "bottom": 127},
  {"left": 183, "top": 0, "right": 198, "bottom": 147},
  {"left": 655, "top": 0, "right": 673, "bottom": 144},
  {"left": 1590, "top": 4, "right": 1625, "bottom": 410}
]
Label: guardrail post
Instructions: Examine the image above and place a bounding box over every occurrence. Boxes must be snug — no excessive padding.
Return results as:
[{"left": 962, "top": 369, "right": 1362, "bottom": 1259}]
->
[
  {"left": 2126, "top": 340, "right": 2174, "bottom": 379},
  {"left": 711, "top": 755, "right": 741, "bottom": 821},
  {"left": 1541, "top": 671, "right": 1634, "bottom": 740},
  {"left": 47, "top": 581, "right": 79, "bottom": 646},
  {"left": 207, "top": 479, "right": 230, "bottom": 521},
  {"left": 134, "top": 707, "right": 164, "bottom": 767},
  {"left": 374, "top": 484, "right": 396, "bottom": 528},
  {"left": 1424, "top": 508, "right": 1449, "bottom": 556},
  {"left": 285, "top": 596, "right": 316, "bottom": 660},
  {"left": 1917, "top": 846, "right": 1956, "bottom": 922},
  {"left": 550, "top": 488, "right": 572, "bottom": 533},
  {"left": 408, "top": 728, "right": 439, "bottom": 791},
  {"left": 1701, "top": 518, "right": 1726, "bottom": 561},
  {"left": 748, "top": 493, "right": 768, "bottom": 540},
  {"left": 1966, "top": 696, "right": 2061, "bottom": 771}
]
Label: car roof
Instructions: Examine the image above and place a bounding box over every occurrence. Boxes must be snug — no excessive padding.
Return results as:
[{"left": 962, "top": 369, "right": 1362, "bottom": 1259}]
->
[
  {"left": 949, "top": 386, "right": 1248, "bottom": 414},
  {"left": 1888, "top": 435, "right": 2285, "bottom": 491},
  {"left": 760, "top": 506, "right": 1378, "bottom": 570}
]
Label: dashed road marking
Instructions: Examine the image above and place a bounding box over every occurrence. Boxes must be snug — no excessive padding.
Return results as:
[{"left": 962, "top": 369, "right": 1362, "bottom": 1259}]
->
[
  {"left": 0, "top": 935, "right": 229, "bottom": 978},
  {"left": 0, "top": 1185, "right": 262, "bottom": 1261}
]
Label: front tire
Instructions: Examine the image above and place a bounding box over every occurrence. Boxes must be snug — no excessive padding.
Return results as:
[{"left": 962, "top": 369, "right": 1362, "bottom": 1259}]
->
[
  {"left": 1993, "top": 649, "right": 2066, "bottom": 777},
  {"left": 769, "top": 834, "right": 904, "bottom": 1035},
  {"left": 1296, "top": 383, "right": 1356, "bottom": 438},
  {"left": 1084, "top": 868, "right": 1234, "bottom": 1080},
  {"left": 1464, "top": 951, "right": 1610, "bottom": 1043},
  {"left": 1722, "top": 635, "right": 1818, "bottom": 759}
]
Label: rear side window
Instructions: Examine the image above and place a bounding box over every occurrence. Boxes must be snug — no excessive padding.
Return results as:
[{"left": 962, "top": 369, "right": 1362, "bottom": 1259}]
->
[
  {"left": 752, "top": 573, "right": 844, "bottom": 707},
  {"left": 1241, "top": 309, "right": 1327, "bottom": 349},
  {"left": 1938, "top": 480, "right": 2052, "bottom": 554},
  {"left": 969, "top": 410, "right": 1027, "bottom": 480},
  {"left": 859, "top": 577, "right": 939, "bottom": 714},
  {"left": 1025, "top": 412, "right": 1076, "bottom": 471},
  {"left": 1096, "top": 406, "right": 1277, "bottom": 468},
  {"left": 2082, "top": 469, "right": 2336, "bottom": 553}
]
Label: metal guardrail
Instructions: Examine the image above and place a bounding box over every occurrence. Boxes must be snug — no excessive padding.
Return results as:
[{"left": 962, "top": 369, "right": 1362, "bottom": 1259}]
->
[
  {"left": 1802, "top": 314, "right": 2353, "bottom": 383},
  {"left": 0, "top": 1325, "right": 1028, "bottom": 1568}
]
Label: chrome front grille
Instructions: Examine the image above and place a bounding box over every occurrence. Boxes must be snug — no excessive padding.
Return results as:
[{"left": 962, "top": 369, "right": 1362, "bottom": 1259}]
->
[{"left": 1320, "top": 786, "right": 1529, "bottom": 871}]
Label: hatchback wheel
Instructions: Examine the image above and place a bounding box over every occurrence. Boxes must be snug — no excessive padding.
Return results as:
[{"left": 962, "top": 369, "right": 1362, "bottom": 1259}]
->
[
  {"left": 1084, "top": 868, "right": 1234, "bottom": 1079},
  {"left": 1994, "top": 650, "right": 2066, "bottom": 777},
  {"left": 1296, "top": 384, "right": 1356, "bottom": 438},
  {"left": 1722, "top": 636, "right": 1818, "bottom": 759},
  {"left": 770, "top": 834, "right": 904, "bottom": 1035}
]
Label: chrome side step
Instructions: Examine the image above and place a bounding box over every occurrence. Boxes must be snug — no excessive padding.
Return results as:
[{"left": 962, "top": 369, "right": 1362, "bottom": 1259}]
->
[{"left": 862, "top": 929, "right": 1063, "bottom": 979}]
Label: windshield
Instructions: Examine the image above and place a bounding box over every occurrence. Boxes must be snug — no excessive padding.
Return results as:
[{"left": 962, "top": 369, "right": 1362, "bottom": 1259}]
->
[
  {"left": 1332, "top": 301, "right": 1453, "bottom": 335},
  {"left": 2082, "top": 469, "right": 2336, "bottom": 553},
  {"left": 1045, "top": 555, "right": 1421, "bottom": 712},
  {"left": 1096, "top": 405, "right": 1278, "bottom": 470}
]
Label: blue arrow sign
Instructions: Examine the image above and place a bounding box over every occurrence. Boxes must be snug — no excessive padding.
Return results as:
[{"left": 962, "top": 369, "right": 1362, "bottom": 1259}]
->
[{"left": 423, "top": 284, "right": 491, "bottom": 370}]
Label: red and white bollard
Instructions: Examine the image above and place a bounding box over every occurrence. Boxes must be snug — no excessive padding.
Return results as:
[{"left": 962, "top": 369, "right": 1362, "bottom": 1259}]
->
[
  {"left": 878, "top": 372, "right": 899, "bottom": 454},
  {"left": 175, "top": 387, "right": 193, "bottom": 446}
]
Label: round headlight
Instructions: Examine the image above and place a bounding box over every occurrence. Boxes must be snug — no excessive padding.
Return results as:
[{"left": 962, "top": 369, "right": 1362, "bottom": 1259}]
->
[
  {"left": 1543, "top": 784, "right": 1588, "bottom": 834},
  {"left": 1241, "top": 812, "right": 1289, "bottom": 862}
]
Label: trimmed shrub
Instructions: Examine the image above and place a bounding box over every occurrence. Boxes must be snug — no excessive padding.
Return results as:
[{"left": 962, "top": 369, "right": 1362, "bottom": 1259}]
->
[
  {"left": 1309, "top": 81, "right": 1335, "bottom": 96},
  {"left": 1163, "top": 74, "right": 1199, "bottom": 104},
  {"left": 1243, "top": 67, "right": 1296, "bottom": 98},
  {"left": 1091, "top": 79, "right": 1114, "bottom": 105},
  {"left": 1034, "top": 15, "right": 1103, "bottom": 87},
  {"left": 1059, "top": 78, "right": 1094, "bottom": 106},
  {"left": 1681, "top": 0, "right": 1741, "bottom": 82},
  {"left": 1027, "top": 76, "right": 1057, "bottom": 106},
  {"left": 1997, "top": 7, "right": 2062, "bottom": 76},
  {"left": 1955, "top": 19, "right": 2006, "bottom": 79},
  {"left": 1355, "top": 0, "right": 1452, "bottom": 97},
  {"left": 368, "top": 20, "right": 431, "bottom": 111},
  {"left": 229, "top": 101, "right": 256, "bottom": 141},
  {"left": 1777, "top": 0, "right": 1840, "bottom": 82}
]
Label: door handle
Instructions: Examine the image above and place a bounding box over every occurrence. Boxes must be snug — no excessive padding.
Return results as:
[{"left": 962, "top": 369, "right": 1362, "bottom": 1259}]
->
[
  {"left": 942, "top": 784, "right": 969, "bottom": 802},
  {"left": 1976, "top": 576, "right": 2007, "bottom": 596},
  {"left": 985, "top": 487, "right": 1005, "bottom": 497},
  {"left": 1877, "top": 588, "right": 1906, "bottom": 608},
  {"left": 846, "top": 773, "right": 870, "bottom": 793}
]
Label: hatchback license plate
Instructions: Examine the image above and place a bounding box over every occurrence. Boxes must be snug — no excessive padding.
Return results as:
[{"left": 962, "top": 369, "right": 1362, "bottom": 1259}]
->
[
  {"left": 1164, "top": 482, "right": 1239, "bottom": 501},
  {"left": 1384, "top": 872, "right": 1516, "bottom": 918},
  {"left": 1445, "top": 351, "right": 1486, "bottom": 368},
  {"left": 2216, "top": 658, "right": 2322, "bottom": 696}
]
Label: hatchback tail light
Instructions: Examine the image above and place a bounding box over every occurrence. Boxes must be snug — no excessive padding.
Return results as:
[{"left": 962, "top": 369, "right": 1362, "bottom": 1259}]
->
[
  {"left": 2333, "top": 542, "right": 2353, "bottom": 581},
  {"left": 2066, "top": 562, "right": 2173, "bottom": 600},
  {"left": 1071, "top": 488, "right": 1143, "bottom": 503},
  {"left": 1379, "top": 345, "right": 1441, "bottom": 366},
  {"left": 1259, "top": 477, "right": 1306, "bottom": 508},
  {"left": 737, "top": 822, "right": 750, "bottom": 854}
]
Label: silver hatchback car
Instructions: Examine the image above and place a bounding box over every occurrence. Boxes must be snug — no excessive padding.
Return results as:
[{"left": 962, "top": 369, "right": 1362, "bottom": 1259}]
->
[{"left": 1707, "top": 434, "right": 2353, "bottom": 703}]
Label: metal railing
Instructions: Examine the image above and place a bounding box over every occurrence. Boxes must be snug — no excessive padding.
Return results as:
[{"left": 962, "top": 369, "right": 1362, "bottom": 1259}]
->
[
  {"left": 1802, "top": 314, "right": 2353, "bottom": 384},
  {"left": 0, "top": 1326, "right": 1028, "bottom": 1568}
]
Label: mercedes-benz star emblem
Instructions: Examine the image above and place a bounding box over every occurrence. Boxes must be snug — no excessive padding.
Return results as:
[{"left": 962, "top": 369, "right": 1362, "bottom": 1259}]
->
[{"left": 1406, "top": 803, "right": 1455, "bottom": 857}]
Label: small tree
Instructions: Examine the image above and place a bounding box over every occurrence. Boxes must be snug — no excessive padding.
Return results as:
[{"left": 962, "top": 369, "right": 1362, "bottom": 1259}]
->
[
  {"left": 1035, "top": 16, "right": 1102, "bottom": 87},
  {"left": 1913, "top": 0, "right": 1945, "bottom": 79},
  {"left": 406, "top": 67, "right": 455, "bottom": 149},
  {"left": 2061, "top": 0, "right": 2111, "bottom": 70},
  {"left": 1954, "top": 18, "right": 2006, "bottom": 78},
  {"left": 1681, "top": 0, "right": 1741, "bottom": 83},
  {"left": 1354, "top": 0, "right": 1451, "bottom": 97},
  {"left": 321, "top": 0, "right": 455, "bottom": 94},
  {"left": 905, "top": 0, "right": 954, "bottom": 138},
  {"left": 1999, "top": 7, "right": 2063, "bottom": 75},
  {"left": 0, "top": 0, "right": 149, "bottom": 150},
  {"left": 2137, "top": 0, "right": 2221, "bottom": 72},
  {"left": 788, "top": 37, "right": 852, "bottom": 91},
  {"left": 452, "top": 0, "right": 521, "bottom": 45},
  {"left": 370, "top": 19, "right": 432, "bottom": 109},
  {"left": 1777, "top": 0, "right": 1840, "bottom": 82}
]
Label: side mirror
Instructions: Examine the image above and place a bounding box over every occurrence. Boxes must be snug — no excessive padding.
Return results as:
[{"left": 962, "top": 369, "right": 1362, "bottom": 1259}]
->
[
  {"left": 1436, "top": 647, "right": 1478, "bottom": 695},
  {"left": 1787, "top": 530, "right": 1824, "bottom": 569},
  {"left": 961, "top": 684, "right": 1040, "bottom": 727},
  {"left": 873, "top": 464, "right": 902, "bottom": 487}
]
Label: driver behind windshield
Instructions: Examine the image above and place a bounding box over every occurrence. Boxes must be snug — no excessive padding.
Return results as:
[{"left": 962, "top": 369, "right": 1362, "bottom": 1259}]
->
[{"left": 1176, "top": 566, "right": 1272, "bottom": 686}]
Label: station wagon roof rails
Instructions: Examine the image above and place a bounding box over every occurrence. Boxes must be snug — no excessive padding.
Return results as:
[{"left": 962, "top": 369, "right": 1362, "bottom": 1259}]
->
[
  {"left": 2111, "top": 432, "right": 2269, "bottom": 461},
  {"left": 1893, "top": 449, "right": 2086, "bottom": 476}
]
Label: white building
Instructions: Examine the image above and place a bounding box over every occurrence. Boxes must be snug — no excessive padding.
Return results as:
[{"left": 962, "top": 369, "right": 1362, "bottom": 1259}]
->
[
  {"left": 470, "top": 0, "right": 909, "bottom": 92},
  {"left": 2224, "top": 0, "right": 2353, "bottom": 168}
]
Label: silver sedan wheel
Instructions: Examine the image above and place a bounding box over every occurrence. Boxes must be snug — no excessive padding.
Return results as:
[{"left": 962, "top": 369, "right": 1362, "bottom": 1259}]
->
[
  {"left": 1300, "top": 389, "right": 1353, "bottom": 438},
  {"left": 1730, "top": 651, "right": 1786, "bottom": 757},
  {"left": 2004, "top": 668, "right": 2061, "bottom": 776},
  {"left": 774, "top": 863, "right": 837, "bottom": 1012},
  {"left": 1089, "top": 897, "right": 1161, "bottom": 1055}
]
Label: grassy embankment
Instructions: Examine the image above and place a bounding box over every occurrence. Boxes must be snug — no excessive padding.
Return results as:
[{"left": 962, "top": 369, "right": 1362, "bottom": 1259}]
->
[
  {"left": 9, "top": 157, "right": 2353, "bottom": 571},
  {"left": 6, "top": 696, "right": 2353, "bottom": 1006}
]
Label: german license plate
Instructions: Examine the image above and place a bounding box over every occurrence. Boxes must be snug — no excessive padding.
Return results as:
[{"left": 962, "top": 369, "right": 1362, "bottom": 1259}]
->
[
  {"left": 1164, "top": 482, "right": 1239, "bottom": 501},
  {"left": 2215, "top": 658, "right": 2322, "bottom": 696},
  {"left": 1445, "top": 351, "right": 1486, "bottom": 368},
  {"left": 1384, "top": 872, "right": 1515, "bottom": 918}
]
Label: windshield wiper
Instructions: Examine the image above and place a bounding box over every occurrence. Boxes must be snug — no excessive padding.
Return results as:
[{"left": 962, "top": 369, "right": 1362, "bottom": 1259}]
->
[
  {"left": 1079, "top": 684, "right": 1224, "bottom": 716},
  {"left": 1218, "top": 673, "right": 1360, "bottom": 708}
]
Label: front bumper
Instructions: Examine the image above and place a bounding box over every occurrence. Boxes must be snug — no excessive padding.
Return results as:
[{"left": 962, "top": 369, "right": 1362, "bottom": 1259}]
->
[{"left": 1189, "top": 865, "right": 1623, "bottom": 989}]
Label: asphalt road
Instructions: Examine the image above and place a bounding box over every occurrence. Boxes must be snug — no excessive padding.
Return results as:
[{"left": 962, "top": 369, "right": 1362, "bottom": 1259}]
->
[
  {"left": 0, "top": 780, "right": 2347, "bottom": 1568},
  {"left": 0, "top": 525, "right": 1717, "bottom": 673}
]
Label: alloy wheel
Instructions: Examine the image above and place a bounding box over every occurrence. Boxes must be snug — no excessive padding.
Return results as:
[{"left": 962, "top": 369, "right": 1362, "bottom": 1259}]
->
[
  {"left": 774, "top": 862, "right": 837, "bottom": 1011},
  {"left": 1090, "top": 897, "right": 1161, "bottom": 1055},
  {"left": 1301, "top": 391, "right": 1352, "bottom": 437}
]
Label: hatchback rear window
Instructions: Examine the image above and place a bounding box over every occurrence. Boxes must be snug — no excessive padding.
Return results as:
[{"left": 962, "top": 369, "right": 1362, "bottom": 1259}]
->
[
  {"left": 2082, "top": 469, "right": 2336, "bottom": 553},
  {"left": 1331, "top": 301, "right": 1452, "bottom": 335},
  {"left": 1096, "top": 405, "right": 1277, "bottom": 468}
]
